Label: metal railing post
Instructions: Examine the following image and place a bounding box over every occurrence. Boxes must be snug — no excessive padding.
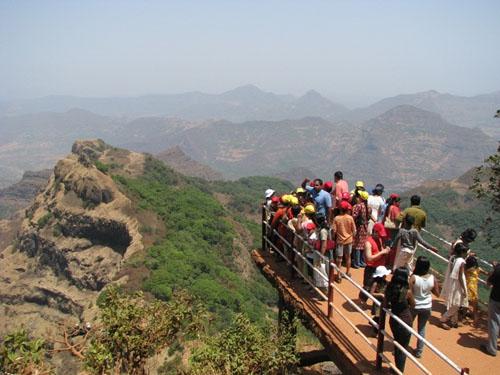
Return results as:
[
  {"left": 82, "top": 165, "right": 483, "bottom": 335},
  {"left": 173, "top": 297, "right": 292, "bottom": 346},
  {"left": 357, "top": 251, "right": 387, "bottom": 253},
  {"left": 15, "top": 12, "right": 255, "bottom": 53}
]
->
[
  {"left": 327, "top": 260, "right": 335, "bottom": 318},
  {"left": 290, "top": 232, "right": 296, "bottom": 279},
  {"left": 261, "top": 205, "right": 267, "bottom": 252},
  {"left": 376, "top": 294, "right": 388, "bottom": 370}
]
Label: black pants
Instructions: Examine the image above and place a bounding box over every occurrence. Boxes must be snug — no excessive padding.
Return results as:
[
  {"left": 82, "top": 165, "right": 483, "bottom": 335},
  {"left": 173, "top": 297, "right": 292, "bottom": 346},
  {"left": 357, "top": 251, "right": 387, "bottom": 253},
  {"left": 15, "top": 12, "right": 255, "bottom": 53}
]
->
[
  {"left": 359, "top": 266, "right": 376, "bottom": 301},
  {"left": 389, "top": 316, "right": 412, "bottom": 372}
]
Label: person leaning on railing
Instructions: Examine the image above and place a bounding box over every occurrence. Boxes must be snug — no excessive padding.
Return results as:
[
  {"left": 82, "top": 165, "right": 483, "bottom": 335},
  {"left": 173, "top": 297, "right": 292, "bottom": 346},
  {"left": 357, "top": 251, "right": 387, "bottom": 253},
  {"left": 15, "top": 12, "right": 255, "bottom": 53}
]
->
[{"left": 360, "top": 223, "right": 391, "bottom": 302}]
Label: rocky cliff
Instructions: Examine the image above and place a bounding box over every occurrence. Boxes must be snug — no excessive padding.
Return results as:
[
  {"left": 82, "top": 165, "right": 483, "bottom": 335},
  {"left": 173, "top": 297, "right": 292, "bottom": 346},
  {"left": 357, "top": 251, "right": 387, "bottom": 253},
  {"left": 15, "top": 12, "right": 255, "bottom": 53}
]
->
[{"left": 0, "top": 139, "right": 144, "bottom": 344}]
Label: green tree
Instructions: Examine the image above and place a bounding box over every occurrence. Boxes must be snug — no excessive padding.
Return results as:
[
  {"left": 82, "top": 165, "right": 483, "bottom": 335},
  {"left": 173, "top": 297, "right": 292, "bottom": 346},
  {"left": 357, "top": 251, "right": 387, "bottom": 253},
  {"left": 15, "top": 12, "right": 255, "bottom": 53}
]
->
[
  {"left": 189, "top": 314, "right": 298, "bottom": 375},
  {"left": 471, "top": 128, "right": 500, "bottom": 249},
  {"left": 85, "top": 286, "right": 205, "bottom": 375}
]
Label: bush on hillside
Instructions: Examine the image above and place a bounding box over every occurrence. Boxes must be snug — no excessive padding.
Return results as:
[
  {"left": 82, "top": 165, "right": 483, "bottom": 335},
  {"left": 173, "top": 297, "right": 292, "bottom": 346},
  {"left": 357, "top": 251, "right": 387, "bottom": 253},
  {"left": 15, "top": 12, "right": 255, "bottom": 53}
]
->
[
  {"left": 0, "top": 329, "right": 51, "bottom": 374},
  {"left": 85, "top": 286, "right": 205, "bottom": 375},
  {"left": 189, "top": 313, "right": 298, "bottom": 375},
  {"left": 114, "top": 158, "right": 277, "bottom": 328}
]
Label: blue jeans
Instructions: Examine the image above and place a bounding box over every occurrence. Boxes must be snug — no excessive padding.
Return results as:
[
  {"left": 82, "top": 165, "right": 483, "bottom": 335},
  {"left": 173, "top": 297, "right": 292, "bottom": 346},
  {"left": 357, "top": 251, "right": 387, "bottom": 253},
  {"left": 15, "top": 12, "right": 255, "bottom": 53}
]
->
[
  {"left": 411, "top": 308, "right": 431, "bottom": 355},
  {"left": 352, "top": 249, "right": 362, "bottom": 266}
]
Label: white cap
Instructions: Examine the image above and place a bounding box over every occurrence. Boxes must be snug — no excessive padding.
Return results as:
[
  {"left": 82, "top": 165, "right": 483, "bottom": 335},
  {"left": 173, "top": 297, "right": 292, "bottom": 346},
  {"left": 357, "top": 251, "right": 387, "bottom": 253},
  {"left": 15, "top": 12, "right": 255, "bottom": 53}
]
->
[
  {"left": 373, "top": 265, "right": 391, "bottom": 279},
  {"left": 265, "top": 189, "right": 275, "bottom": 198}
]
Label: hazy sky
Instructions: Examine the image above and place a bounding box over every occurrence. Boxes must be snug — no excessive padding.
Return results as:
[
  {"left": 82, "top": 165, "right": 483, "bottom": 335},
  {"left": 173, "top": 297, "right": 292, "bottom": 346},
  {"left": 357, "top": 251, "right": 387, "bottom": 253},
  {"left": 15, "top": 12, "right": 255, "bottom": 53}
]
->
[{"left": 1, "top": 0, "right": 499, "bottom": 106}]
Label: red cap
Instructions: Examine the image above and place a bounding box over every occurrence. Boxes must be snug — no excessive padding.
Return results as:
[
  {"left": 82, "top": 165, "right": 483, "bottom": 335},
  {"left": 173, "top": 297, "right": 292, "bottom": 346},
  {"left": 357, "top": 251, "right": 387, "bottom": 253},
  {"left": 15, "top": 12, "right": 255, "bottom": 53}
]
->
[
  {"left": 373, "top": 223, "right": 388, "bottom": 238},
  {"left": 340, "top": 200, "right": 350, "bottom": 211},
  {"left": 390, "top": 193, "right": 400, "bottom": 200},
  {"left": 305, "top": 222, "right": 316, "bottom": 231},
  {"left": 323, "top": 181, "right": 333, "bottom": 190},
  {"left": 341, "top": 192, "right": 351, "bottom": 201},
  {"left": 271, "top": 196, "right": 280, "bottom": 204}
]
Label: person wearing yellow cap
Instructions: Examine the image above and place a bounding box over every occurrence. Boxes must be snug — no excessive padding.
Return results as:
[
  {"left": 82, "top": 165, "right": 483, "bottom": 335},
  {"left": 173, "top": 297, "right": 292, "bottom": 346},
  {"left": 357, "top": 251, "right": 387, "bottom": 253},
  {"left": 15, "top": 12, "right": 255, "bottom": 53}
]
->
[
  {"left": 350, "top": 180, "right": 366, "bottom": 205},
  {"left": 352, "top": 190, "right": 370, "bottom": 268}
]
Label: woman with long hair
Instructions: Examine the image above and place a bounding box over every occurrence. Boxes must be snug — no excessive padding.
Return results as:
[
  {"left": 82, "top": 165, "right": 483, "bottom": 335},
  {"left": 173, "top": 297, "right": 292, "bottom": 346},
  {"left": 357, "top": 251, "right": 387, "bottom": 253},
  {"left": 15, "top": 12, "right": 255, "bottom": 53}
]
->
[
  {"left": 410, "top": 256, "right": 439, "bottom": 358},
  {"left": 386, "top": 267, "right": 415, "bottom": 373}
]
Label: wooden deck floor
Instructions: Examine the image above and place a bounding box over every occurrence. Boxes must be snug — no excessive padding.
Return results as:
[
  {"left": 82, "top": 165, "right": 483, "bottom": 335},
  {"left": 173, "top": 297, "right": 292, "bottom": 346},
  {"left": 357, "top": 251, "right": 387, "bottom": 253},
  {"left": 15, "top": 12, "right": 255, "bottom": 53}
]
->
[{"left": 252, "top": 249, "right": 499, "bottom": 374}]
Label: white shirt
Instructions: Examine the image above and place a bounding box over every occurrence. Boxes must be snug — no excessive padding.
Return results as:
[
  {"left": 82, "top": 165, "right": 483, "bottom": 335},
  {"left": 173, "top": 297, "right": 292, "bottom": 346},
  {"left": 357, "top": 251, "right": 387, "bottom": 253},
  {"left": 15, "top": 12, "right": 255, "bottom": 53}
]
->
[
  {"left": 368, "top": 195, "right": 385, "bottom": 222},
  {"left": 413, "top": 274, "right": 434, "bottom": 310}
]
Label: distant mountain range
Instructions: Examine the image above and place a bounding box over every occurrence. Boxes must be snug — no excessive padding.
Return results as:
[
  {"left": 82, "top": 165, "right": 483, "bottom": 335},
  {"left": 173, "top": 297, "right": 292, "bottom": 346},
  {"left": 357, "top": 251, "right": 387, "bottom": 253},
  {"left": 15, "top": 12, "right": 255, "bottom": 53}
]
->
[
  {"left": 1, "top": 85, "right": 498, "bottom": 136},
  {"left": 0, "top": 85, "right": 348, "bottom": 123},
  {"left": 0, "top": 85, "right": 498, "bottom": 190},
  {"left": 347, "top": 90, "right": 500, "bottom": 137}
]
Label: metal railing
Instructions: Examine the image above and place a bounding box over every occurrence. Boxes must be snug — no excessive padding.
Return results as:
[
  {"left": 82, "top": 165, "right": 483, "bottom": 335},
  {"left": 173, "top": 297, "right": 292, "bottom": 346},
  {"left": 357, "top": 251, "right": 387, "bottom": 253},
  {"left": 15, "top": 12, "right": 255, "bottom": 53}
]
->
[
  {"left": 261, "top": 206, "right": 470, "bottom": 375},
  {"left": 419, "top": 228, "right": 493, "bottom": 287}
]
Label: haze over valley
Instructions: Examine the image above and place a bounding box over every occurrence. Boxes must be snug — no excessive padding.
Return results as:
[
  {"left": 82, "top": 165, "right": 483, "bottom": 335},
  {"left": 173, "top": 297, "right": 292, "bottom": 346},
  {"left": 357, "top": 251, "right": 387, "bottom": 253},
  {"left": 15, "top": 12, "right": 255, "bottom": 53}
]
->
[{"left": 1, "top": 85, "right": 498, "bottom": 190}]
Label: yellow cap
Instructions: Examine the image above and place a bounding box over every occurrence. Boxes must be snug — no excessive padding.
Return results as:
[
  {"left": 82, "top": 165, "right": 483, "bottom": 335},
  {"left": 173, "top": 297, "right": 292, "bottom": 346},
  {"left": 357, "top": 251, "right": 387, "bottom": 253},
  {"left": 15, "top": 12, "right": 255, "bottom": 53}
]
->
[
  {"left": 295, "top": 187, "right": 306, "bottom": 194},
  {"left": 290, "top": 196, "right": 299, "bottom": 206},
  {"left": 355, "top": 180, "right": 364, "bottom": 188},
  {"left": 281, "top": 194, "right": 293, "bottom": 204},
  {"left": 304, "top": 204, "right": 316, "bottom": 214},
  {"left": 359, "top": 191, "right": 369, "bottom": 201}
]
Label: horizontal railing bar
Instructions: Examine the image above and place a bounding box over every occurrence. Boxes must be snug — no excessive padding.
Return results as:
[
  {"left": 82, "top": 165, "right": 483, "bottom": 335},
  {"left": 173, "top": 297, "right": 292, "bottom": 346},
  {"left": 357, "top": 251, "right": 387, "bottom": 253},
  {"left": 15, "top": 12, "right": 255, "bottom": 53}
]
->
[
  {"left": 416, "top": 243, "right": 488, "bottom": 285},
  {"left": 380, "top": 329, "right": 432, "bottom": 375},
  {"left": 421, "top": 228, "right": 493, "bottom": 268},
  {"left": 382, "top": 308, "right": 463, "bottom": 373},
  {"left": 263, "top": 236, "right": 328, "bottom": 300},
  {"left": 328, "top": 301, "right": 403, "bottom": 374}
]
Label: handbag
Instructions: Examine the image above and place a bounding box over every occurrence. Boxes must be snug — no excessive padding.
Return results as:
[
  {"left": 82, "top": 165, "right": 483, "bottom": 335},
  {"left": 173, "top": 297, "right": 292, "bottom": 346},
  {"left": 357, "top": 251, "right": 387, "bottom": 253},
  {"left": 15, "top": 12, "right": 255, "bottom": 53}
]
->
[{"left": 384, "top": 217, "right": 397, "bottom": 229}]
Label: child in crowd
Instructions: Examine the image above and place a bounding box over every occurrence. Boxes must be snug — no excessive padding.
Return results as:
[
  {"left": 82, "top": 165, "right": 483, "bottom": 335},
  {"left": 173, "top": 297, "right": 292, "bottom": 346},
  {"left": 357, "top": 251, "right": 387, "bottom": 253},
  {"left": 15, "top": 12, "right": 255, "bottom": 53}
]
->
[
  {"left": 440, "top": 243, "right": 469, "bottom": 329},
  {"left": 332, "top": 200, "right": 356, "bottom": 282},
  {"left": 391, "top": 215, "right": 437, "bottom": 272},
  {"left": 370, "top": 265, "right": 391, "bottom": 333},
  {"left": 465, "top": 255, "right": 488, "bottom": 326}
]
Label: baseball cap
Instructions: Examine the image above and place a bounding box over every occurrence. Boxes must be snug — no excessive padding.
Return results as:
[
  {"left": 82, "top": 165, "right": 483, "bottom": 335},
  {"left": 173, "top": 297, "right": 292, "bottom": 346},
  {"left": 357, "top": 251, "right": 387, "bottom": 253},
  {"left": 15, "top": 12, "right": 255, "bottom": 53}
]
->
[
  {"left": 355, "top": 180, "right": 364, "bottom": 188},
  {"left": 265, "top": 189, "right": 275, "bottom": 199},
  {"left": 358, "top": 191, "right": 369, "bottom": 201},
  {"left": 340, "top": 200, "right": 350, "bottom": 211},
  {"left": 303, "top": 204, "right": 315, "bottom": 214},
  {"left": 373, "top": 266, "right": 391, "bottom": 279}
]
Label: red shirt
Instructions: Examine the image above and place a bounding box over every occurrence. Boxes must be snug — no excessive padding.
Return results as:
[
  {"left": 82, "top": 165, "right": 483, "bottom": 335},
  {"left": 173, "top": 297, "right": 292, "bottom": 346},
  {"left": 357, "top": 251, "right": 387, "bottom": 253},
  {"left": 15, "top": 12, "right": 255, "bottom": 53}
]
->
[{"left": 366, "top": 236, "right": 386, "bottom": 268}]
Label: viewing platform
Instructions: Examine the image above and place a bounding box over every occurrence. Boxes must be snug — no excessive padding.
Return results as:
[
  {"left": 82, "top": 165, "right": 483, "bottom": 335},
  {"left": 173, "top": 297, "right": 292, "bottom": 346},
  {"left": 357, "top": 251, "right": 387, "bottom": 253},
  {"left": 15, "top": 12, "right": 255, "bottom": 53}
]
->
[{"left": 253, "top": 208, "right": 498, "bottom": 374}]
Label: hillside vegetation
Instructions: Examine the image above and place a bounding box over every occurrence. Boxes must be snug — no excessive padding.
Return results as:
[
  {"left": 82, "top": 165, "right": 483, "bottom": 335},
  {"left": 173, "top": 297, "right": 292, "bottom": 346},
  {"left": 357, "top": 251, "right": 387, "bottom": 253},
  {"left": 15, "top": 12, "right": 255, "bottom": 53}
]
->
[{"left": 115, "top": 156, "right": 292, "bottom": 327}]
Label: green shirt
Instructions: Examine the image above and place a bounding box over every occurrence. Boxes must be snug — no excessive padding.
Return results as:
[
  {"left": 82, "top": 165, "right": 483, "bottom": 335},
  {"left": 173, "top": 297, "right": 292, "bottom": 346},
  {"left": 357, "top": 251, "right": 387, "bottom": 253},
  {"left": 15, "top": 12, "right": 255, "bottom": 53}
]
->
[{"left": 399, "top": 205, "right": 427, "bottom": 231}]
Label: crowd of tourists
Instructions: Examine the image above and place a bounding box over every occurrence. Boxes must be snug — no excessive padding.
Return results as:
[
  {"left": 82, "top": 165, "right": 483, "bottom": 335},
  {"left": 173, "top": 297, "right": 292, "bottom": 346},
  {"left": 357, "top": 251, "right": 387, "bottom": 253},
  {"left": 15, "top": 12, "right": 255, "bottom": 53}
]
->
[{"left": 263, "top": 171, "right": 500, "bottom": 373}]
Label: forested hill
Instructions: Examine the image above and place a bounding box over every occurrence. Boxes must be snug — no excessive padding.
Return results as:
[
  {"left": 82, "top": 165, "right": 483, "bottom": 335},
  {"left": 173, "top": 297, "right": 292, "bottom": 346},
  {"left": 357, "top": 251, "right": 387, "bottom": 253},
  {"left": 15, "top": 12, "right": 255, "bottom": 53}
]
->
[{"left": 114, "top": 156, "right": 294, "bottom": 327}]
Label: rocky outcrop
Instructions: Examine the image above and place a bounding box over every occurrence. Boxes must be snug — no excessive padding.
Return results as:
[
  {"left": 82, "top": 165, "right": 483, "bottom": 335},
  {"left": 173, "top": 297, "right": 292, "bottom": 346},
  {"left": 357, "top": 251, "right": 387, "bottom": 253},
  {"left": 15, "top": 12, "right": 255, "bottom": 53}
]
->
[{"left": 0, "top": 139, "right": 145, "bottom": 346}]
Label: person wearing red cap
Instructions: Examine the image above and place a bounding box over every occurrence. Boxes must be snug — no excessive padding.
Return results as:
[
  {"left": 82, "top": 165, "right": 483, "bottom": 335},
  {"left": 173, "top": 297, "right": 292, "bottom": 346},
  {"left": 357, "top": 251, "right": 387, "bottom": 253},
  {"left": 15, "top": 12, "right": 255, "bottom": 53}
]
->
[
  {"left": 323, "top": 181, "right": 333, "bottom": 193},
  {"left": 332, "top": 200, "right": 357, "bottom": 281},
  {"left": 360, "top": 222, "right": 391, "bottom": 301}
]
